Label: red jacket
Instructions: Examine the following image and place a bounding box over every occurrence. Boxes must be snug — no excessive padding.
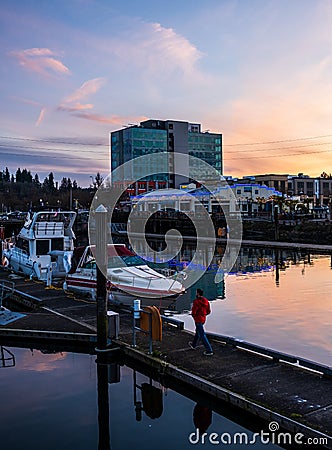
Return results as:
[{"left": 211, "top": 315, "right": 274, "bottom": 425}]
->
[{"left": 191, "top": 296, "right": 211, "bottom": 324}]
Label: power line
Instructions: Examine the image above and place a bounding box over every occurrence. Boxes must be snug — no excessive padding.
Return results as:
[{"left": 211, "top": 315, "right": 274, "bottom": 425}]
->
[
  {"left": 1, "top": 132, "right": 332, "bottom": 148},
  {"left": 224, "top": 134, "right": 332, "bottom": 146},
  {"left": 0, "top": 143, "right": 107, "bottom": 155},
  {"left": 0, "top": 150, "right": 107, "bottom": 161},
  {"left": 226, "top": 141, "right": 332, "bottom": 154},
  {"left": 0, "top": 135, "right": 108, "bottom": 146},
  {"left": 1, "top": 133, "right": 332, "bottom": 160},
  {"left": 225, "top": 147, "right": 332, "bottom": 160}
]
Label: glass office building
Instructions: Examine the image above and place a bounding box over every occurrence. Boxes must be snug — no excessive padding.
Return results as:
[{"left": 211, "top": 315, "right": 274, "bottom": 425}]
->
[{"left": 110, "top": 119, "right": 222, "bottom": 188}]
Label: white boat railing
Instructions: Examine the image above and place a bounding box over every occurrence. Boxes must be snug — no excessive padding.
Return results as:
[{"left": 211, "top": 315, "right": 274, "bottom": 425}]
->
[{"left": 34, "top": 221, "right": 64, "bottom": 237}]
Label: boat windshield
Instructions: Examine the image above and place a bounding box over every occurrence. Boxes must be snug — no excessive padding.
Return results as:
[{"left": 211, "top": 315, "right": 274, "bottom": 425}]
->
[
  {"left": 107, "top": 255, "right": 146, "bottom": 268},
  {"left": 81, "top": 250, "right": 148, "bottom": 270}
]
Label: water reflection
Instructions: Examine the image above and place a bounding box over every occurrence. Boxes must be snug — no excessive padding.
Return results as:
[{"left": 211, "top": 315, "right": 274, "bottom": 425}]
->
[
  {"left": 0, "top": 346, "right": 15, "bottom": 367},
  {"left": 178, "top": 253, "right": 332, "bottom": 366},
  {"left": 124, "top": 237, "right": 332, "bottom": 365},
  {"left": 193, "top": 403, "right": 212, "bottom": 435},
  {"left": 0, "top": 347, "right": 281, "bottom": 450},
  {"left": 96, "top": 355, "right": 111, "bottom": 450}
]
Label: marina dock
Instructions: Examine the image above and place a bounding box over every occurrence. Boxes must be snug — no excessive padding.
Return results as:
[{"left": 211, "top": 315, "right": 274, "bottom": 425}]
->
[{"left": 0, "top": 266, "right": 331, "bottom": 448}]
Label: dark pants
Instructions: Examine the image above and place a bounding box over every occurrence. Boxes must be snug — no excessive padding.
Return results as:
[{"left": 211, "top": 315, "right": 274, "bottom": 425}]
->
[{"left": 192, "top": 322, "right": 213, "bottom": 352}]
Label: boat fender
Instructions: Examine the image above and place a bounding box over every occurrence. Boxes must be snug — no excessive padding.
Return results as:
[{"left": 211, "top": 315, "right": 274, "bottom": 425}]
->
[
  {"left": 177, "top": 271, "right": 187, "bottom": 281},
  {"left": 1, "top": 256, "right": 9, "bottom": 267}
]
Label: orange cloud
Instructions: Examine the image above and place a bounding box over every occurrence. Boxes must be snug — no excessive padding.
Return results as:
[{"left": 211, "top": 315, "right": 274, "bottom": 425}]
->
[{"left": 10, "top": 47, "right": 71, "bottom": 77}]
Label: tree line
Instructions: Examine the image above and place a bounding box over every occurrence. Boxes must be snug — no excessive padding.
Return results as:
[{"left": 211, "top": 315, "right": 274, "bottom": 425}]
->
[{"left": 0, "top": 167, "right": 103, "bottom": 211}]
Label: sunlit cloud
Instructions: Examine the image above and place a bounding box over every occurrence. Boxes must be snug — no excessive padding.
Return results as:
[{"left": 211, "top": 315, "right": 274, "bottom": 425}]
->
[
  {"left": 61, "top": 78, "right": 106, "bottom": 104},
  {"left": 107, "top": 21, "right": 204, "bottom": 80},
  {"left": 11, "top": 96, "right": 43, "bottom": 107},
  {"left": 71, "top": 111, "right": 147, "bottom": 125},
  {"left": 58, "top": 103, "right": 94, "bottom": 112},
  {"left": 35, "top": 107, "right": 46, "bottom": 127},
  {"left": 9, "top": 47, "right": 71, "bottom": 77},
  {"left": 58, "top": 78, "right": 106, "bottom": 117}
]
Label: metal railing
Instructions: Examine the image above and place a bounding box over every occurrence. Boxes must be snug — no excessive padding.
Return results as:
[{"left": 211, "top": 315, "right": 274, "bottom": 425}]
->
[
  {"left": 0, "top": 279, "right": 15, "bottom": 307},
  {"left": 132, "top": 305, "right": 153, "bottom": 354}
]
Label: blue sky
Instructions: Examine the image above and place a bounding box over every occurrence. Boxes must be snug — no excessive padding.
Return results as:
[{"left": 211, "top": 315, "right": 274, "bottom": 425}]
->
[{"left": 1, "top": 0, "right": 332, "bottom": 185}]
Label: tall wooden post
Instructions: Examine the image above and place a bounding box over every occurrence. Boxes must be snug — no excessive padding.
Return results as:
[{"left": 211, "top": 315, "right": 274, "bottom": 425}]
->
[{"left": 95, "top": 204, "right": 108, "bottom": 350}]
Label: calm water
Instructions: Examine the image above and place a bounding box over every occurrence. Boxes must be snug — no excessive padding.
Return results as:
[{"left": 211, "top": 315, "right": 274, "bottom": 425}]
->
[
  {"left": 177, "top": 252, "right": 332, "bottom": 367},
  {"left": 0, "top": 347, "right": 281, "bottom": 450}
]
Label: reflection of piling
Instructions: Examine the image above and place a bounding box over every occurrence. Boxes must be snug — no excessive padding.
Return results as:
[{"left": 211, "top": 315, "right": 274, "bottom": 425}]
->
[
  {"left": 95, "top": 204, "right": 108, "bottom": 350},
  {"left": 97, "top": 357, "right": 111, "bottom": 450},
  {"left": 275, "top": 249, "right": 280, "bottom": 286},
  {"left": 274, "top": 205, "right": 279, "bottom": 241}
]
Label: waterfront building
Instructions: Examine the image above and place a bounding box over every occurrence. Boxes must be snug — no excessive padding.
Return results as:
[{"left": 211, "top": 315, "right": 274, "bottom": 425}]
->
[
  {"left": 287, "top": 173, "right": 332, "bottom": 206},
  {"left": 251, "top": 174, "right": 289, "bottom": 195},
  {"left": 130, "top": 183, "right": 281, "bottom": 217},
  {"left": 232, "top": 173, "right": 332, "bottom": 208},
  {"left": 110, "top": 119, "right": 222, "bottom": 190}
]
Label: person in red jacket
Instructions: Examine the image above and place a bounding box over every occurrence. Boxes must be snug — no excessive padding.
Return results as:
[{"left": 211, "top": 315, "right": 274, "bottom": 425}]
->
[{"left": 189, "top": 288, "right": 213, "bottom": 355}]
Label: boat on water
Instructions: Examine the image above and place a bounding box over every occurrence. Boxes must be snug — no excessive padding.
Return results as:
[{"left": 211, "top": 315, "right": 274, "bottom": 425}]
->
[
  {"left": 64, "top": 244, "right": 185, "bottom": 307},
  {"left": 2, "top": 210, "right": 76, "bottom": 281}
]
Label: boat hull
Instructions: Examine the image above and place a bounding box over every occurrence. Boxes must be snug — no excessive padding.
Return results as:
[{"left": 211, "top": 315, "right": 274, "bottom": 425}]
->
[{"left": 64, "top": 275, "right": 182, "bottom": 308}]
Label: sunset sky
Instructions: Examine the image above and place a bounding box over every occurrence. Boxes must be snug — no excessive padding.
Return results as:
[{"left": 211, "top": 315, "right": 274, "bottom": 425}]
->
[{"left": 1, "top": 0, "right": 332, "bottom": 185}]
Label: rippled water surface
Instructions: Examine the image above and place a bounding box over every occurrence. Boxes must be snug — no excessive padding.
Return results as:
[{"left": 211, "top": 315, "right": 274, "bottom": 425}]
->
[{"left": 179, "top": 254, "right": 332, "bottom": 366}]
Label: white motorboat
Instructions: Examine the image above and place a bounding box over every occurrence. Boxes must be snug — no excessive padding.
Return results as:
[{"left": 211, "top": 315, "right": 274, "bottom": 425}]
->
[
  {"left": 2, "top": 210, "right": 76, "bottom": 281},
  {"left": 64, "top": 244, "right": 185, "bottom": 307}
]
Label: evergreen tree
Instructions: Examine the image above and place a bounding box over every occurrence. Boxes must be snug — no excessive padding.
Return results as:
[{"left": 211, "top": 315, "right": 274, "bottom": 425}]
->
[
  {"left": 33, "top": 173, "right": 40, "bottom": 186},
  {"left": 43, "top": 172, "right": 55, "bottom": 192},
  {"left": 4, "top": 167, "right": 10, "bottom": 182},
  {"left": 16, "top": 168, "right": 22, "bottom": 183},
  {"left": 60, "top": 177, "right": 68, "bottom": 191},
  {"left": 94, "top": 172, "right": 103, "bottom": 188}
]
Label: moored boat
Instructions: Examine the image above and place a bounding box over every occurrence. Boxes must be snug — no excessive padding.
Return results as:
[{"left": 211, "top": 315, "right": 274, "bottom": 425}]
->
[
  {"left": 2, "top": 210, "right": 76, "bottom": 281},
  {"left": 64, "top": 244, "right": 185, "bottom": 307}
]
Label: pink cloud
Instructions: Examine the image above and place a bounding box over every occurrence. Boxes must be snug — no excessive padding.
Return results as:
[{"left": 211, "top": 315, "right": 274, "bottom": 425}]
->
[
  {"left": 11, "top": 96, "right": 43, "bottom": 107},
  {"left": 71, "top": 111, "right": 147, "bottom": 125},
  {"left": 10, "top": 47, "right": 71, "bottom": 77},
  {"left": 35, "top": 107, "right": 47, "bottom": 127},
  {"left": 58, "top": 103, "right": 94, "bottom": 112},
  {"left": 107, "top": 22, "right": 204, "bottom": 81},
  {"left": 62, "top": 78, "right": 105, "bottom": 104}
]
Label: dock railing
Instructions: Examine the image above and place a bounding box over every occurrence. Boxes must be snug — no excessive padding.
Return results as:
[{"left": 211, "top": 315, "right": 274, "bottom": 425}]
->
[
  {"left": 0, "top": 279, "right": 15, "bottom": 307},
  {"left": 208, "top": 332, "right": 332, "bottom": 377}
]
